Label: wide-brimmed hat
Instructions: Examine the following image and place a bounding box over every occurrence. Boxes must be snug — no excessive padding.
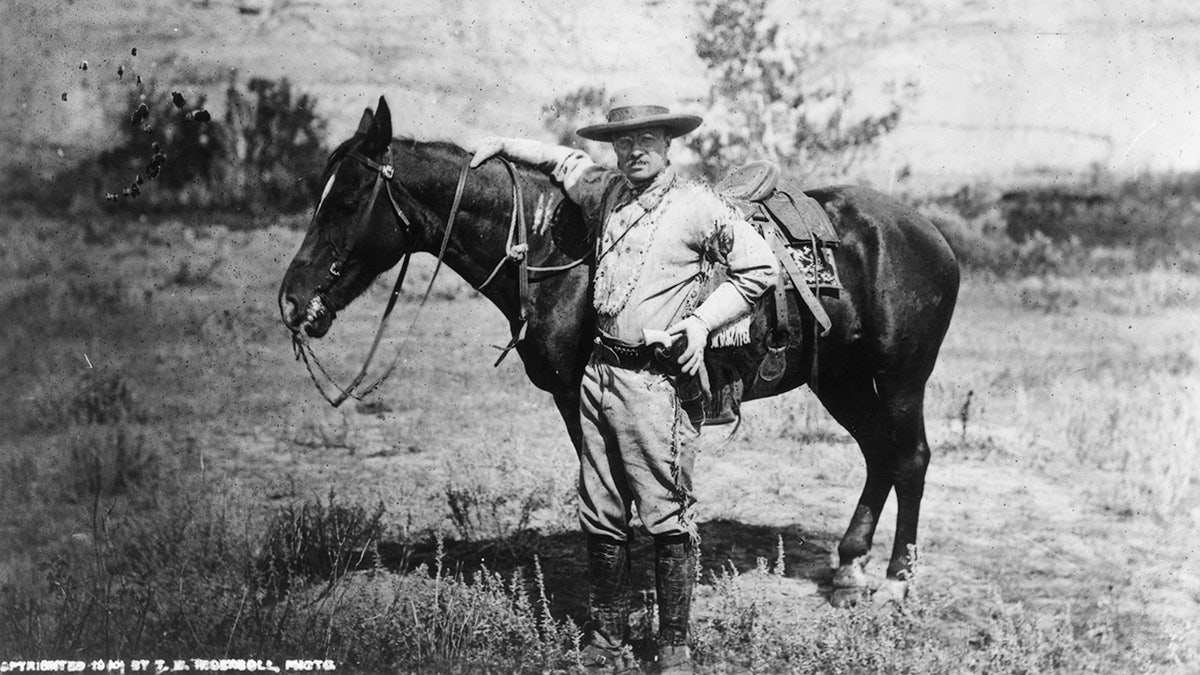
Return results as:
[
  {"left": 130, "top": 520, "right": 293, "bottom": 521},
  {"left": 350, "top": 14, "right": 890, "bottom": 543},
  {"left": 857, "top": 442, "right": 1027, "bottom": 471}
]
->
[{"left": 576, "top": 90, "right": 702, "bottom": 142}]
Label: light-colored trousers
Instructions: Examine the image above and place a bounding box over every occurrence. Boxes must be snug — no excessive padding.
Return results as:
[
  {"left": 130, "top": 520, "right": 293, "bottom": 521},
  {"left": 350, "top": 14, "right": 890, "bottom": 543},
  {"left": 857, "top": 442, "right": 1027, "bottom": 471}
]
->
[{"left": 578, "top": 353, "right": 700, "bottom": 542}]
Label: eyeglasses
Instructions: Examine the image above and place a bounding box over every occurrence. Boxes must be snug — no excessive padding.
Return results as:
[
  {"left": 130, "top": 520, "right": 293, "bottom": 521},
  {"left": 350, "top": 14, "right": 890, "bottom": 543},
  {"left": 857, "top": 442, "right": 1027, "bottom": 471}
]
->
[{"left": 612, "top": 132, "right": 666, "bottom": 153}]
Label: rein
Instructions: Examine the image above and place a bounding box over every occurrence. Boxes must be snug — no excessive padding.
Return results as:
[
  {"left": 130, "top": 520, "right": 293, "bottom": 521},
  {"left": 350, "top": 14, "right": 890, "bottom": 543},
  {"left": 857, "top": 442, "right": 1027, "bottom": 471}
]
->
[{"left": 293, "top": 149, "right": 587, "bottom": 407}]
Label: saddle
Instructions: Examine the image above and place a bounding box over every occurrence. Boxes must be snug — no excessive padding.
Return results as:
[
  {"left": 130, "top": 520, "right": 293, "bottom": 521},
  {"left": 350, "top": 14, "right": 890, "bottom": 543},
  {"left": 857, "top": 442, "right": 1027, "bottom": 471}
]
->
[{"left": 699, "top": 161, "right": 843, "bottom": 424}]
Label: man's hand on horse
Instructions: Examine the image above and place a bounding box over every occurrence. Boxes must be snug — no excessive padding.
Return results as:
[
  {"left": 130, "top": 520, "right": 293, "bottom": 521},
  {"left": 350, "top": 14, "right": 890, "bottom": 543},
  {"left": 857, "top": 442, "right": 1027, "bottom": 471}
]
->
[
  {"left": 469, "top": 136, "right": 507, "bottom": 168},
  {"left": 667, "top": 315, "right": 711, "bottom": 376},
  {"left": 470, "top": 137, "right": 574, "bottom": 170}
]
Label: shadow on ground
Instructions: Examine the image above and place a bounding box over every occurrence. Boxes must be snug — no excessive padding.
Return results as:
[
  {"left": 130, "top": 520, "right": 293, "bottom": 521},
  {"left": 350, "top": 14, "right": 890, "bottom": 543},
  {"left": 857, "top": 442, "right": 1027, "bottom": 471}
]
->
[{"left": 376, "top": 519, "right": 838, "bottom": 624}]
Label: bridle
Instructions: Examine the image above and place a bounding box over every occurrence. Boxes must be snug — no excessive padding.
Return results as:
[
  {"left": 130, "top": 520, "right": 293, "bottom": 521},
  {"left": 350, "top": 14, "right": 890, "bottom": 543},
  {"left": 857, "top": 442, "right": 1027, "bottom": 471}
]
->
[
  {"left": 290, "top": 144, "right": 589, "bottom": 407},
  {"left": 290, "top": 145, "right": 465, "bottom": 407}
]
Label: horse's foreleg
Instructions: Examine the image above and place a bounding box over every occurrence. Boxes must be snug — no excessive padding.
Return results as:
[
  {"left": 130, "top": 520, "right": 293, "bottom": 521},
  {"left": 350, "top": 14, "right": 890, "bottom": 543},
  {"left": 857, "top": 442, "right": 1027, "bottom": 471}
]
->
[{"left": 553, "top": 393, "right": 584, "bottom": 457}]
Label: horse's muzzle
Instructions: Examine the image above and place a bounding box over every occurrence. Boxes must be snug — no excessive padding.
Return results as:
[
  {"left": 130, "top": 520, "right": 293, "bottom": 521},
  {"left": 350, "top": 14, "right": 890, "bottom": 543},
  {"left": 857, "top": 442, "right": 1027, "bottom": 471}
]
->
[
  {"left": 280, "top": 293, "right": 334, "bottom": 338},
  {"left": 299, "top": 296, "right": 334, "bottom": 337}
]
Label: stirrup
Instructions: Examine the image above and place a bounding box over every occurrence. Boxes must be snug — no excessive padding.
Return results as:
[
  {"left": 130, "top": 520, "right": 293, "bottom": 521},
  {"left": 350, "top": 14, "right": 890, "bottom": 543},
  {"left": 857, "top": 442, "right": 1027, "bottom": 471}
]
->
[{"left": 757, "top": 329, "right": 789, "bottom": 383}]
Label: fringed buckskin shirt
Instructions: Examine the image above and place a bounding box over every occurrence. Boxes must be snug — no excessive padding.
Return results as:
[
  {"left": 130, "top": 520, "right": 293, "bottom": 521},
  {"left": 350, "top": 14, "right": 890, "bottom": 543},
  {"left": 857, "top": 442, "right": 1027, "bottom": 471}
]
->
[{"left": 553, "top": 152, "right": 777, "bottom": 343}]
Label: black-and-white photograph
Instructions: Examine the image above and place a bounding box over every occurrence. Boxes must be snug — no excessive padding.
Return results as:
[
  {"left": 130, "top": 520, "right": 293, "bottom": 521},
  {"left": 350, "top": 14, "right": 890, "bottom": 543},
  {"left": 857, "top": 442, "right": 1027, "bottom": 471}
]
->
[{"left": 1, "top": 1, "right": 1197, "bottom": 672}]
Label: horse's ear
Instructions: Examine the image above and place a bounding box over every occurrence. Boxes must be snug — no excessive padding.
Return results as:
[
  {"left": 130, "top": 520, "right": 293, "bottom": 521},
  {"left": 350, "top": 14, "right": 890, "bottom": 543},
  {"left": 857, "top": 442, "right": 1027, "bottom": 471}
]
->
[
  {"left": 356, "top": 107, "right": 374, "bottom": 136},
  {"left": 364, "top": 96, "right": 393, "bottom": 155}
]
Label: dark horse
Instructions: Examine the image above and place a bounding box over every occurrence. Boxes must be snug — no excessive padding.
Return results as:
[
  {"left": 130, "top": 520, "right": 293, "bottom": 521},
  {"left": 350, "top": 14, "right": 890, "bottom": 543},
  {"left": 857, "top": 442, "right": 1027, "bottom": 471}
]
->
[{"left": 279, "top": 97, "right": 960, "bottom": 605}]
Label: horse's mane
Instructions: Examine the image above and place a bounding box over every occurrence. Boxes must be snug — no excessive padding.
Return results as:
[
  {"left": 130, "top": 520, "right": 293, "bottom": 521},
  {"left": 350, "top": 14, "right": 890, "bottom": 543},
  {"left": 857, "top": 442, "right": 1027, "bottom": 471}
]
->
[
  {"left": 324, "top": 133, "right": 557, "bottom": 184},
  {"left": 319, "top": 135, "right": 362, "bottom": 182},
  {"left": 397, "top": 137, "right": 555, "bottom": 183}
]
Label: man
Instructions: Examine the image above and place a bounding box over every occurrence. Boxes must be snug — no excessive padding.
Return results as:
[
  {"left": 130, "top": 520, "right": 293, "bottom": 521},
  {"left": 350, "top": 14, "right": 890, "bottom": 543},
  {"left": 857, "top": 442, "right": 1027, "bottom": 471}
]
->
[{"left": 471, "top": 94, "right": 777, "bottom": 673}]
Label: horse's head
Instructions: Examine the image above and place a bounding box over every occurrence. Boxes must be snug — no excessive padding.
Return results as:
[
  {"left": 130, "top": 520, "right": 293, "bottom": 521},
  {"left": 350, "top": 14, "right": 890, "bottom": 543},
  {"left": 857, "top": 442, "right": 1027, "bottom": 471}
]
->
[{"left": 279, "top": 96, "right": 412, "bottom": 338}]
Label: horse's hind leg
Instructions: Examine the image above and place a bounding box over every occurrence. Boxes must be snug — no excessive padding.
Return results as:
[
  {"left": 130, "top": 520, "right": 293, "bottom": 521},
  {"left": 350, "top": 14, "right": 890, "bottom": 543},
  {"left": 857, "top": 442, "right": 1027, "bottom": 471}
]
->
[{"left": 815, "top": 371, "right": 929, "bottom": 606}]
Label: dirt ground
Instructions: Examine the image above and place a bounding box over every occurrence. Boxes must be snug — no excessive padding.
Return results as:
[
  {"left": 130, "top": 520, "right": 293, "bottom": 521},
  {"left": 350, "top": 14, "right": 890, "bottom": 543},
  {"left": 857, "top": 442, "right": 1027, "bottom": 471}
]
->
[{"left": 210, "top": 230, "right": 1200, "bottom": 650}]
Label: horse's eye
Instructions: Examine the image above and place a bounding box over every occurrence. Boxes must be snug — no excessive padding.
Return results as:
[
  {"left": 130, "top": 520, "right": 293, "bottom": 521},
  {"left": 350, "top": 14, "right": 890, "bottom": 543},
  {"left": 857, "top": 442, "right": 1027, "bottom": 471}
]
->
[{"left": 329, "top": 261, "right": 342, "bottom": 277}]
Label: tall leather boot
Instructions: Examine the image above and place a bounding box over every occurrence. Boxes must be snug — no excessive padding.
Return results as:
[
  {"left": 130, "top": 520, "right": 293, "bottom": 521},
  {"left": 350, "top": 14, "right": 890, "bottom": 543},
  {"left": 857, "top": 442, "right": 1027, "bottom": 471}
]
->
[
  {"left": 582, "top": 534, "right": 635, "bottom": 673},
  {"left": 654, "top": 533, "right": 696, "bottom": 674}
]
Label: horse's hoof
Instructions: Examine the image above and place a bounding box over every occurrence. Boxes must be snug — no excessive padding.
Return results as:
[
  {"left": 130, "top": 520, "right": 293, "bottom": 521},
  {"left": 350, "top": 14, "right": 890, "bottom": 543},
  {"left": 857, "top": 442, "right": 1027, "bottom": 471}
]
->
[
  {"left": 831, "top": 558, "right": 869, "bottom": 589},
  {"left": 872, "top": 578, "right": 909, "bottom": 607},
  {"left": 830, "top": 586, "right": 869, "bottom": 607}
]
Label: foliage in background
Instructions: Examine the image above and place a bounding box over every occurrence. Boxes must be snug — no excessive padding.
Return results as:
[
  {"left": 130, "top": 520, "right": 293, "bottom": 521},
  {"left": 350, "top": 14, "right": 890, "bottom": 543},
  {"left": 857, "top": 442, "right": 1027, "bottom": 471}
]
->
[
  {"left": 541, "top": 0, "right": 912, "bottom": 183},
  {"left": 914, "top": 172, "right": 1200, "bottom": 277},
  {"left": 998, "top": 171, "right": 1200, "bottom": 263},
  {"left": 687, "top": 0, "right": 913, "bottom": 182},
  {"left": 540, "top": 85, "right": 612, "bottom": 160}
]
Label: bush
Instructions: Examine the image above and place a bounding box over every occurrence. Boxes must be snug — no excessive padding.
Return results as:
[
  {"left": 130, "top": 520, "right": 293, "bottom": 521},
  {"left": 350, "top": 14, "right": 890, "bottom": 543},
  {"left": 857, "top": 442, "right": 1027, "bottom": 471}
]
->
[{"left": 223, "top": 75, "right": 329, "bottom": 213}]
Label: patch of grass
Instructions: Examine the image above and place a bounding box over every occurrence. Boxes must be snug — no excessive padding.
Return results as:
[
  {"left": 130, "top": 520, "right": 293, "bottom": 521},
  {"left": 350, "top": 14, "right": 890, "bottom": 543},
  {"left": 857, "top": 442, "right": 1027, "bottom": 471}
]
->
[
  {"left": 442, "top": 448, "right": 575, "bottom": 545},
  {"left": 1009, "top": 269, "right": 1200, "bottom": 315},
  {"left": 690, "top": 555, "right": 1189, "bottom": 673},
  {"left": 166, "top": 256, "right": 224, "bottom": 287},
  {"left": 0, "top": 479, "right": 585, "bottom": 672},
  {"left": 327, "top": 546, "right": 583, "bottom": 672},
  {"left": 1, "top": 454, "right": 39, "bottom": 506},
  {"left": 286, "top": 410, "right": 360, "bottom": 453},
  {"left": 1061, "top": 373, "right": 1199, "bottom": 520}
]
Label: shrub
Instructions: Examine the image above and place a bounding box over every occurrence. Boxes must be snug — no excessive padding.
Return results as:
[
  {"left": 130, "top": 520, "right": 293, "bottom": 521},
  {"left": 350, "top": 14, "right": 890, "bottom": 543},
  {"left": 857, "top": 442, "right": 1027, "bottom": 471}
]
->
[
  {"left": 63, "top": 423, "right": 160, "bottom": 501},
  {"left": 256, "top": 491, "right": 386, "bottom": 592}
]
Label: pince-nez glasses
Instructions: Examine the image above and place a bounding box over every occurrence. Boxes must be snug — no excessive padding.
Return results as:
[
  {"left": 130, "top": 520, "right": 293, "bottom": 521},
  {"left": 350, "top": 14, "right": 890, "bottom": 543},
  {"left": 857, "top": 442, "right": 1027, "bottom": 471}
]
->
[{"left": 612, "top": 132, "right": 666, "bottom": 153}]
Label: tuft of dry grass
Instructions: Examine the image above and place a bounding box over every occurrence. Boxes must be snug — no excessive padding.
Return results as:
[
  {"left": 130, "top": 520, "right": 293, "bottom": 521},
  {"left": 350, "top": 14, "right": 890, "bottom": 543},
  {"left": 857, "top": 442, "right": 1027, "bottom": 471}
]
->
[{"left": 442, "top": 447, "right": 576, "bottom": 545}]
